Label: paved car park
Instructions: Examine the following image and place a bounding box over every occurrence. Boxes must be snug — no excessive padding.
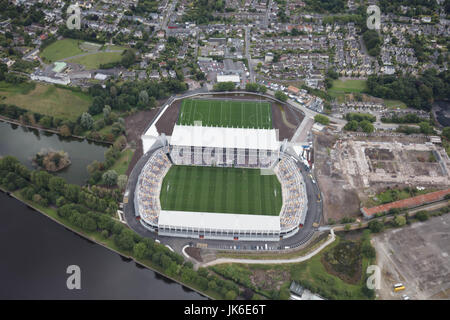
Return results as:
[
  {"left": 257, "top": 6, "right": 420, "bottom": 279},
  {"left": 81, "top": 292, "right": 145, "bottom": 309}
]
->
[{"left": 373, "top": 214, "right": 450, "bottom": 300}]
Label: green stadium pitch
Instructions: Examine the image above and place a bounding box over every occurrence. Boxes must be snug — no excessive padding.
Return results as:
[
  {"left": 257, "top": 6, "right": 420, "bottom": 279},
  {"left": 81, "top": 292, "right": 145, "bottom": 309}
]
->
[
  {"left": 159, "top": 165, "right": 282, "bottom": 216},
  {"left": 178, "top": 99, "right": 273, "bottom": 129}
]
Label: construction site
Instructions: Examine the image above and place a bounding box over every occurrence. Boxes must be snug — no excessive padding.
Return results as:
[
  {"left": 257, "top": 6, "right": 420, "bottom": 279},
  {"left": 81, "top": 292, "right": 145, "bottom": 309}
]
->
[{"left": 314, "top": 132, "right": 450, "bottom": 223}]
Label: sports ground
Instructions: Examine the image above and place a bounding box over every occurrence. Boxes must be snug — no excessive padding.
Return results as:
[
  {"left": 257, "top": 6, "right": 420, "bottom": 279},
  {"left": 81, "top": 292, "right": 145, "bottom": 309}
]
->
[
  {"left": 159, "top": 165, "right": 282, "bottom": 216},
  {"left": 178, "top": 99, "right": 273, "bottom": 129}
]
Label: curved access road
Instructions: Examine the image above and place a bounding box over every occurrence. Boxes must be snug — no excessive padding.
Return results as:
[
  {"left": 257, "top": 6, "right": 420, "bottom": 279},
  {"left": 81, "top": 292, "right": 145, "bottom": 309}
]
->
[{"left": 200, "top": 229, "right": 335, "bottom": 267}]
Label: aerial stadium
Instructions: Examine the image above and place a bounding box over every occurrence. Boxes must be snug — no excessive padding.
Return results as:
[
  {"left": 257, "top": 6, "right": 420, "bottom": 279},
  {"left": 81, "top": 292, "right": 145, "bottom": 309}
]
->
[{"left": 132, "top": 96, "right": 308, "bottom": 242}]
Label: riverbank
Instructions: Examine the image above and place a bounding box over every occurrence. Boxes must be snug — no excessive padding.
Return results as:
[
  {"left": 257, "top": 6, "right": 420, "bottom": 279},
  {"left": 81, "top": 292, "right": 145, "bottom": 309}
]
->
[
  {"left": 0, "top": 186, "right": 215, "bottom": 300},
  {"left": 0, "top": 116, "right": 113, "bottom": 145}
]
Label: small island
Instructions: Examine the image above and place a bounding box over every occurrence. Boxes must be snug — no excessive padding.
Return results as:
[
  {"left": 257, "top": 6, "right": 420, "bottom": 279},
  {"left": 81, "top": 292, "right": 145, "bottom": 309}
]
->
[{"left": 32, "top": 149, "right": 71, "bottom": 172}]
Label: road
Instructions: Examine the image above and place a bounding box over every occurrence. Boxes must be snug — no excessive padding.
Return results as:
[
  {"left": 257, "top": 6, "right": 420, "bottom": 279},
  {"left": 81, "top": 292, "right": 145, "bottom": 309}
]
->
[
  {"left": 200, "top": 229, "right": 335, "bottom": 267},
  {"left": 161, "top": 0, "right": 178, "bottom": 31},
  {"left": 244, "top": 26, "right": 254, "bottom": 83}
]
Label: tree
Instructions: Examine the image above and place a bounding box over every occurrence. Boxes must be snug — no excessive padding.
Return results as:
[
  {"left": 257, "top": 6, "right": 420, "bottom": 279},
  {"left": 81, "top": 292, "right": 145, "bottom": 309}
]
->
[
  {"left": 245, "top": 83, "right": 259, "bottom": 92},
  {"left": 275, "top": 90, "right": 287, "bottom": 102},
  {"left": 102, "top": 170, "right": 118, "bottom": 187},
  {"left": 82, "top": 216, "right": 97, "bottom": 232},
  {"left": 115, "top": 229, "right": 135, "bottom": 251},
  {"left": 113, "top": 136, "right": 127, "bottom": 151},
  {"left": 31, "top": 170, "right": 51, "bottom": 189},
  {"left": 442, "top": 127, "right": 450, "bottom": 140},
  {"left": 415, "top": 210, "right": 429, "bottom": 221},
  {"left": 121, "top": 49, "right": 136, "bottom": 68},
  {"left": 80, "top": 112, "right": 94, "bottom": 130},
  {"left": 368, "top": 220, "right": 384, "bottom": 233},
  {"left": 59, "top": 124, "right": 71, "bottom": 137},
  {"left": 208, "top": 280, "right": 217, "bottom": 290},
  {"left": 103, "top": 105, "right": 111, "bottom": 119},
  {"left": 314, "top": 114, "right": 330, "bottom": 125},
  {"left": 225, "top": 290, "right": 237, "bottom": 300},
  {"left": 361, "top": 241, "right": 376, "bottom": 259},
  {"left": 133, "top": 242, "right": 148, "bottom": 260},
  {"left": 117, "top": 175, "right": 128, "bottom": 191},
  {"left": 48, "top": 176, "right": 67, "bottom": 194},
  {"left": 360, "top": 120, "right": 375, "bottom": 133}
]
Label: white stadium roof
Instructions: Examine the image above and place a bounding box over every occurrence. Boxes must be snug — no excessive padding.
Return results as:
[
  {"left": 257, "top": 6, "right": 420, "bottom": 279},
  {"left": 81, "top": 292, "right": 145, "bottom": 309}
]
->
[
  {"left": 158, "top": 210, "right": 281, "bottom": 233},
  {"left": 170, "top": 125, "right": 280, "bottom": 151}
]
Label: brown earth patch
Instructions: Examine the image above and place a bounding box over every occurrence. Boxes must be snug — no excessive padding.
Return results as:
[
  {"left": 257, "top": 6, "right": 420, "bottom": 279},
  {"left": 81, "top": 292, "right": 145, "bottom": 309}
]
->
[
  {"left": 249, "top": 269, "right": 290, "bottom": 291},
  {"left": 185, "top": 247, "right": 203, "bottom": 262}
]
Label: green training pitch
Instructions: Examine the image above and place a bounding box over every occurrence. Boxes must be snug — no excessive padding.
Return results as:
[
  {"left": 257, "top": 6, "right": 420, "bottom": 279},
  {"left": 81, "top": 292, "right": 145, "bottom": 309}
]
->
[
  {"left": 178, "top": 99, "right": 273, "bottom": 129},
  {"left": 159, "top": 165, "right": 282, "bottom": 216}
]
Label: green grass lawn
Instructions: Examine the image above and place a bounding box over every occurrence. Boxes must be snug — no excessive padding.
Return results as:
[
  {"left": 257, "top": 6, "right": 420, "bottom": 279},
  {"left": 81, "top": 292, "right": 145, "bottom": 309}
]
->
[
  {"left": 178, "top": 99, "right": 273, "bottom": 129},
  {"left": 104, "top": 44, "right": 128, "bottom": 51},
  {"left": 110, "top": 149, "right": 134, "bottom": 176},
  {"left": 159, "top": 165, "right": 282, "bottom": 215},
  {"left": 328, "top": 79, "right": 367, "bottom": 98},
  {"left": 384, "top": 99, "right": 407, "bottom": 109},
  {"left": 0, "top": 82, "right": 92, "bottom": 120},
  {"left": 40, "top": 39, "right": 84, "bottom": 62},
  {"left": 67, "top": 51, "right": 123, "bottom": 69}
]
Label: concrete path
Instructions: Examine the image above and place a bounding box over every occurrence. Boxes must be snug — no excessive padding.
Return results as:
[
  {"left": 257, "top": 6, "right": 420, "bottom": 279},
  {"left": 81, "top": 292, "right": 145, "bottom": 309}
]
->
[{"left": 201, "top": 229, "right": 335, "bottom": 267}]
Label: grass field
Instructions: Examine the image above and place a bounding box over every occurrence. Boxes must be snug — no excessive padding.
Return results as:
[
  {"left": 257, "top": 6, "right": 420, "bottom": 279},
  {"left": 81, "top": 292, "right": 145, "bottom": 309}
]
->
[
  {"left": 384, "top": 99, "right": 407, "bottom": 109},
  {"left": 0, "top": 81, "right": 92, "bottom": 120},
  {"left": 328, "top": 79, "right": 367, "bottom": 98},
  {"left": 67, "top": 51, "right": 123, "bottom": 69},
  {"left": 40, "top": 39, "right": 84, "bottom": 62},
  {"left": 178, "top": 99, "right": 273, "bottom": 129},
  {"left": 160, "top": 165, "right": 282, "bottom": 215}
]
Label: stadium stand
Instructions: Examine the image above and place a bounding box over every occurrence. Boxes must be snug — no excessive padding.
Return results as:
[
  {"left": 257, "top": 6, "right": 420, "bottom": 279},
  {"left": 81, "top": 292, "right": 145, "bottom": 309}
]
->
[{"left": 274, "top": 154, "right": 308, "bottom": 234}]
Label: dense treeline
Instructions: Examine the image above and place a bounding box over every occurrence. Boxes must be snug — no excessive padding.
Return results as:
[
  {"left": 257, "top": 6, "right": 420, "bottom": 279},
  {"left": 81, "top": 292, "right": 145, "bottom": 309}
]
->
[
  {"left": 0, "top": 0, "right": 45, "bottom": 26},
  {"left": 182, "top": 0, "right": 232, "bottom": 24},
  {"left": 212, "top": 81, "right": 236, "bottom": 92},
  {"left": 366, "top": 69, "right": 450, "bottom": 110},
  {"left": 380, "top": 113, "right": 426, "bottom": 124},
  {"left": 395, "top": 122, "right": 435, "bottom": 135},
  {"left": 87, "top": 79, "right": 187, "bottom": 115},
  {"left": 362, "top": 30, "right": 381, "bottom": 57},
  {"left": 245, "top": 82, "right": 267, "bottom": 94},
  {"left": 0, "top": 156, "right": 119, "bottom": 214},
  {"left": 304, "top": 0, "right": 346, "bottom": 13},
  {"left": 379, "top": 0, "right": 441, "bottom": 16},
  {"left": 344, "top": 113, "right": 375, "bottom": 133}
]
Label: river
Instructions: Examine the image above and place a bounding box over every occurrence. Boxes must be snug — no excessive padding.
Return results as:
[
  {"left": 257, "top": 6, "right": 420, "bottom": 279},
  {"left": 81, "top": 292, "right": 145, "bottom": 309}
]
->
[
  {"left": 0, "top": 192, "right": 206, "bottom": 299},
  {"left": 0, "top": 120, "right": 108, "bottom": 185}
]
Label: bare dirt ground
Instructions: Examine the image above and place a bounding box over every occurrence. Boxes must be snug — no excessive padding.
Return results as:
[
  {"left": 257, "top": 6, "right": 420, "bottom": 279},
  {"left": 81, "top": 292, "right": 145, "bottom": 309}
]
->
[
  {"left": 124, "top": 99, "right": 168, "bottom": 175},
  {"left": 185, "top": 247, "right": 203, "bottom": 262},
  {"left": 314, "top": 133, "right": 361, "bottom": 222},
  {"left": 314, "top": 132, "right": 450, "bottom": 223},
  {"left": 373, "top": 215, "right": 450, "bottom": 300},
  {"left": 249, "top": 269, "right": 290, "bottom": 291}
]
